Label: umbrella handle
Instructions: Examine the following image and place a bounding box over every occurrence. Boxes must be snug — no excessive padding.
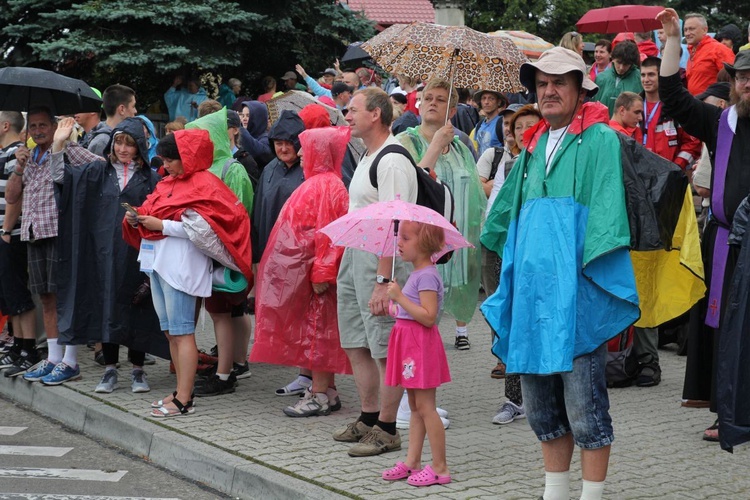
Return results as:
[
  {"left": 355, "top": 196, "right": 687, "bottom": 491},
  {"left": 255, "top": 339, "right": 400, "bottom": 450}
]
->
[
  {"left": 446, "top": 48, "right": 459, "bottom": 124},
  {"left": 391, "top": 219, "right": 400, "bottom": 282}
]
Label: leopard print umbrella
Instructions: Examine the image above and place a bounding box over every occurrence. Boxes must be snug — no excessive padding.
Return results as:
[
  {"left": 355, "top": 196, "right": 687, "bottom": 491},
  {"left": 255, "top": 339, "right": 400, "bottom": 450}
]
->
[{"left": 361, "top": 23, "right": 529, "bottom": 92}]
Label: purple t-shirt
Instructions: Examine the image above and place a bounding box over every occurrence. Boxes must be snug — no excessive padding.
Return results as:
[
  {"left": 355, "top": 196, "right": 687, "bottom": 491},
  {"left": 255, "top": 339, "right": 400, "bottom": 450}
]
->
[{"left": 395, "top": 265, "right": 444, "bottom": 320}]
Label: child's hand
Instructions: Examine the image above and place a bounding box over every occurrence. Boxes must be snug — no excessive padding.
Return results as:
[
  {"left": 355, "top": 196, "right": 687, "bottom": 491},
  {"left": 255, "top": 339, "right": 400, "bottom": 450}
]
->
[{"left": 386, "top": 281, "right": 401, "bottom": 300}]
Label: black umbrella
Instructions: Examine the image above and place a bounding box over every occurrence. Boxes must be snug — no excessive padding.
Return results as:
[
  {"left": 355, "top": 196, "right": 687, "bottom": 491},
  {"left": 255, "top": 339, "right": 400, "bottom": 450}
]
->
[
  {"left": 340, "top": 42, "right": 371, "bottom": 66},
  {"left": 0, "top": 67, "right": 102, "bottom": 116}
]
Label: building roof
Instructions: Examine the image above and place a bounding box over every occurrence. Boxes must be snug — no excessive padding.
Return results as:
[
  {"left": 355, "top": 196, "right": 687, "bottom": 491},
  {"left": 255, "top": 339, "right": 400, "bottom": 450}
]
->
[{"left": 342, "top": 0, "right": 435, "bottom": 26}]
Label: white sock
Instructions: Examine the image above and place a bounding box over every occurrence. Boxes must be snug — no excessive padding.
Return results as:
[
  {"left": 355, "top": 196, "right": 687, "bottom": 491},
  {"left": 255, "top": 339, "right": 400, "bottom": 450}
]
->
[
  {"left": 455, "top": 326, "right": 467, "bottom": 337},
  {"left": 47, "top": 338, "right": 63, "bottom": 364},
  {"left": 61, "top": 344, "right": 78, "bottom": 368},
  {"left": 315, "top": 392, "right": 329, "bottom": 403},
  {"left": 543, "top": 471, "right": 570, "bottom": 500},
  {"left": 217, "top": 372, "right": 230, "bottom": 381},
  {"left": 580, "top": 479, "right": 605, "bottom": 500}
]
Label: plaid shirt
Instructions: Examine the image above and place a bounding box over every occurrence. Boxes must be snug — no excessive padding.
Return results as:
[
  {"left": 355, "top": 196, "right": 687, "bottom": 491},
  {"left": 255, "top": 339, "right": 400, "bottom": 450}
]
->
[{"left": 21, "top": 143, "right": 103, "bottom": 241}]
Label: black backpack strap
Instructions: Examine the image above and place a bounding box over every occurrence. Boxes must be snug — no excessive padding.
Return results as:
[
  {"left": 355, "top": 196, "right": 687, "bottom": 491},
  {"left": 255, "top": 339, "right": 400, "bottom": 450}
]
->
[
  {"left": 488, "top": 147, "right": 504, "bottom": 181},
  {"left": 368, "top": 144, "right": 417, "bottom": 188}
]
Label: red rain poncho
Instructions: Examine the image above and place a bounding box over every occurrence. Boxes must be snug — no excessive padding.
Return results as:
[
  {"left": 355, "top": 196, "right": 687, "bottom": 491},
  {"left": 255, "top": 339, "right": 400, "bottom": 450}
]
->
[
  {"left": 250, "top": 127, "right": 352, "bottom": 374},
  {"left": 122, "top": 129, "right": 253, "bottom": 282}
]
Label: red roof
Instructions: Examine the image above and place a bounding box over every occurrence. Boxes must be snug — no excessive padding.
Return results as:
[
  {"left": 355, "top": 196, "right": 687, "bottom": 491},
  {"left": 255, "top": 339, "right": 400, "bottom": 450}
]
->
[{"left": 341, "top": 0, "right": 435, "bottom": 26}]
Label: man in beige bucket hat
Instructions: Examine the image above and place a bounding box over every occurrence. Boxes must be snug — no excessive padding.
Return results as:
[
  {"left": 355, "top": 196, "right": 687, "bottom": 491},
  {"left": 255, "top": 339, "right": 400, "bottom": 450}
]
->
[{"left": 481, "top": 47, "right": 640, "bottom": 500}]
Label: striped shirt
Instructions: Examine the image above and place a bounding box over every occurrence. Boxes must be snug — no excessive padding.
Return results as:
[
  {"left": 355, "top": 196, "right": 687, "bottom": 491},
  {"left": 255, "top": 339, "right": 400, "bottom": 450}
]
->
[{"left": 0, "top": 141, "right": 23, "bottom": 237}]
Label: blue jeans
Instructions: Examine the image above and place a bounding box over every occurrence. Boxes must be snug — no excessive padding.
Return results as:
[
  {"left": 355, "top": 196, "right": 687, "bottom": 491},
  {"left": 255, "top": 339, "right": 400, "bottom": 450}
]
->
[
  {"left": 520, "top": 343, "right": 613, "bottom": 449},
  {"left": 149, "top": 272, "right": 197, "bottom": 335}
]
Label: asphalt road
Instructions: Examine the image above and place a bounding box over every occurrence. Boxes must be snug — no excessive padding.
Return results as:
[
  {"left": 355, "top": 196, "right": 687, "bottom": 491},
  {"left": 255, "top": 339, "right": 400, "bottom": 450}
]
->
[{"left": 0, "top": 398, "right": 228, "bottom": 499}]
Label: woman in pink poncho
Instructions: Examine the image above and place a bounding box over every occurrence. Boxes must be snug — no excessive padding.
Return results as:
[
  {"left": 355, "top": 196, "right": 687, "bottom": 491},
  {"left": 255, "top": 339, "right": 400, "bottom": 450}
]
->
[{"left": 250, "top": 126, "right": 352, "bottom": 418}]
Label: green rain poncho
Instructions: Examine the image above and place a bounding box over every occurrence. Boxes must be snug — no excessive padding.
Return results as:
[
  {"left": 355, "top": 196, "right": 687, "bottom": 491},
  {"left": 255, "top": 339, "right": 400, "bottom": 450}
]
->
[
  {"left": 397, "top": 127, "right": 486, "bottom": 323},
  {"left": 186, "top": 107, "right": 254, "bottom": 218}
]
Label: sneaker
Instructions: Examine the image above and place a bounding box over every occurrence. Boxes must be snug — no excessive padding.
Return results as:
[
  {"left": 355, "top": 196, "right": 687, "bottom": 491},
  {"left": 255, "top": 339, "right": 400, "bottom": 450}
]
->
[
  {"left": 23, "top": 359, "right": 56, "bottom": 382},
  {"left": 142, "top": 353, "right": 156, "bottom": 365},
  {"left": 326, "top": 387, "right": 342, "bottom": 412},
  {"left": 332, "top": 418, "right": 373, "bottom": 442},
  {"left": 232, "top": 361, "right": 252, "bottom": 380},
  {"left": 283, "top": 390, "right": 331, "bottom": 417},
  {"left": 41, "top": 362, "right": 82, "bottom": 385},
  {"left": 348, "top": 425, "right": 402, "bottom": 457},
  {"left": 492, "top": 401, "right": 526, "bottom": 425},
  {"left": 4, "top": 351, "right": 40, "bottom": 378},
  {"left": 0, "top": 338, "right": 13, "bottom": 355},
  {"left": 209, "top": 344, "right": 218, "bottom": 357},
  {"left": 636, "top": 361, "right": 662, "bottom": 387},
  {"left": 194, "top": 373, "right": 236, "bottom": 397},
  {"left": 454, "top": 336, "right": 471, "bottom": 350},
  {"left": 275, "top": 375, "right": 312, "bottom": 396},
  {"left": 95, "top": 369, "right": 119, "bottom": 393},
  {"left": 0, "top": 350, "right": 20, "bottom": 369},
  {"left": 131, "top": 369, "right": 150, "bottom": 393}
]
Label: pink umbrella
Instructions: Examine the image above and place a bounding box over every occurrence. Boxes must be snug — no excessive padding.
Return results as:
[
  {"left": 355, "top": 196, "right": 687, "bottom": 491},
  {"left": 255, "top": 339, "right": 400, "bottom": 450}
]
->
[{"left": 319, "top": 199, "right": 473, "bottom": 279}]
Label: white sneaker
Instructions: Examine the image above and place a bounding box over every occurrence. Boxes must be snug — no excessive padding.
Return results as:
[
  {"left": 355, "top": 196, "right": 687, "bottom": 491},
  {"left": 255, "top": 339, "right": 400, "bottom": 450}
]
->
[
  {"left": 275, "top": 375, "right": 312, "bottom": 396},
  {"left": 95, "top": 369, "right": 119, "bottom": 393},
  {"left": 492, "top": 401, "right": 526, "bottom": 425}
]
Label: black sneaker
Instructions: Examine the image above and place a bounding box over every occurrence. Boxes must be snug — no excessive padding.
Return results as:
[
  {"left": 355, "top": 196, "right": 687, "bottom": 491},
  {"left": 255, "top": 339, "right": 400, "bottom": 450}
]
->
[
  {"left": 5, "top": 351, "right": 40, "bottom": 378},
  {"left": 0, "top": 350, "right": 21, "bottom": 369},
  {"left": 194, "top": 373, "right": 237, "bottom": 397},
  {"left": 636, "top": 361, "right": 662, "bottom": 387},
  {"left": 454, "top": 336, "right": 471, "bottom": 350},
  {"left": 232, "top": 361, "right": 252, "bottom": 380},
  {"left": 209, "top": 344, "right": 218, "bottom": 357}
]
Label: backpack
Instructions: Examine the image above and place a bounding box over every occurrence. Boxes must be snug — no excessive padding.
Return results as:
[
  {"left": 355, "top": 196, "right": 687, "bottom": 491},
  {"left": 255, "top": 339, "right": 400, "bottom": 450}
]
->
[
  {"left": 368, "top": 144, "right": 456, "bottom": 264},
  {"left": 605, "top": 326, "right": 639, "bottom": 388},
  {"left": 488, "top": 147, "right": 504, "bottom": 181}
]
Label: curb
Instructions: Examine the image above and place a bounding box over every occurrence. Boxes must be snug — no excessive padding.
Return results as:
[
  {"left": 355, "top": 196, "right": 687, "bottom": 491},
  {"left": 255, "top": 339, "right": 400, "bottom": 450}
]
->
[{"left": 0, "top": 375, "right": 349, "bottom": 500}]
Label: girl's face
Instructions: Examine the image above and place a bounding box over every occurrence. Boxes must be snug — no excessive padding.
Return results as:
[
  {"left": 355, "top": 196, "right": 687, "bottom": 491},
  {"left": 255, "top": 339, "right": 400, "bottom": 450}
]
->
[
  {"left": 397, "top": 221, "right": 423, "bottom": 263},
  {"left": 239, "top": 108, "right": 250, "bottom": 128},
  {"left": 113, "top": 135, "right": 138, "bottom": 164}
]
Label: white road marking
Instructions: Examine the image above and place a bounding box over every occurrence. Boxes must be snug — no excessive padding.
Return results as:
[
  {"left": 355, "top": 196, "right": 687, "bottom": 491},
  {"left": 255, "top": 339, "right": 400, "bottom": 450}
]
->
[
  {"left": 0, "top": 467, "right": 128, "bottom": 482},
  {"left": 0, "top": 445, "right": 73, "bottom": 457},
  {"left": 0, "top": 426, "right": 27, "bottom": 435}
]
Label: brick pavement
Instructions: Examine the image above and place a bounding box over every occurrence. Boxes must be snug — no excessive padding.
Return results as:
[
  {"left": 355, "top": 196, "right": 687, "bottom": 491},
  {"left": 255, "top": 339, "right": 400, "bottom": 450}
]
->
[{"left": 7, "top": 304, "right": 750, "bottom": 499}]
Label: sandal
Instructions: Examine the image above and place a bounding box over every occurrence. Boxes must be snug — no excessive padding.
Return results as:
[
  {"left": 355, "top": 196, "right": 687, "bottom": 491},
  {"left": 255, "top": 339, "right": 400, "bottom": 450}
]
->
[
  {"left": 151, "top": 391, "right": 177, "bottom": 409},
  {"left": 382, "top": 461, "right": 422, "bottom": 481},
  {"left": 703, "top": 419, "right": 719, "bottom": 442},
  {"left": 407, "top": 465, "right": 451, "bottom": 487},
  {"left": 150, "top": 397, "right": 194, "bottom": 418},
  {"left": 490, "top": 362, "right": 506, "bottom": 379}
]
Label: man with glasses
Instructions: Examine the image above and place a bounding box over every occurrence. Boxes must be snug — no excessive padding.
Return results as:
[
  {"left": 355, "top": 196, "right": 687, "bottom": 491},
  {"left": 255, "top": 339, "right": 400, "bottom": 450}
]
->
[
  {"left": 682, "top": 12, "right": 735, "bottom": 96},
  {"left": 657, "top": 8, "right": 750, "bottom": 443}
]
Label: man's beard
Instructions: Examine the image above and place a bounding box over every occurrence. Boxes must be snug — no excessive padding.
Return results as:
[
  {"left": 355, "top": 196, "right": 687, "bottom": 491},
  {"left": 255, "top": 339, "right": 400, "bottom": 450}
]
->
[{"left": 730, "top": 84, "right": 750, "bottom": 118}]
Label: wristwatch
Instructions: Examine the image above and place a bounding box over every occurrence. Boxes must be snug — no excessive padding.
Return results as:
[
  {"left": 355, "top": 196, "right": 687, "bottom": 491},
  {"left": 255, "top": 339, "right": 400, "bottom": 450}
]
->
[
  {"left": 0, "top": 229, "right": 8, "bottom": 237},
  {"left": 376, "top": 274, "right": 390, "bottom": 284}
]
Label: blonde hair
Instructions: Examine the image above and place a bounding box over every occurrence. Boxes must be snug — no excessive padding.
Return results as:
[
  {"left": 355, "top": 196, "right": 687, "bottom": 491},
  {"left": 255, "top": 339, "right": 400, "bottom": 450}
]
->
[
  {"left": 165, "top": 121, "right": 185, "bottom": 134},
  {"left": 422, "top": 77, "right": 458, "bottom": 109},
  {"left": 406, "top": 221, "right": 445, "bottom": 255},
  {"left": 109, "top": 133, "right": 142, "bottom": 166}
]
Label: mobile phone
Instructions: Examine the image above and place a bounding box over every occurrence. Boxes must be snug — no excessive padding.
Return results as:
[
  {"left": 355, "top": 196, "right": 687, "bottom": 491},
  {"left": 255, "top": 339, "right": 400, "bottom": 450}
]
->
[{"left": 121, "top": 203, "right": 138, "bottom": 216}]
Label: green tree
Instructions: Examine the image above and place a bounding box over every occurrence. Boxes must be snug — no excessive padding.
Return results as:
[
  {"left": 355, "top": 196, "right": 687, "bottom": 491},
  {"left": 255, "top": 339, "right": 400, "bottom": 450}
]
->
[{"left": 0, "top": 0, "right": 374, "bottom": 111}]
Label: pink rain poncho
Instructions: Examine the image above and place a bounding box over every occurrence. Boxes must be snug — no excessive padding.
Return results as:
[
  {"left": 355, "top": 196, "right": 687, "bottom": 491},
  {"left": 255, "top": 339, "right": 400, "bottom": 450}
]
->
[{"left": 250, "top": 127, "right": 352, "bottom": 374}]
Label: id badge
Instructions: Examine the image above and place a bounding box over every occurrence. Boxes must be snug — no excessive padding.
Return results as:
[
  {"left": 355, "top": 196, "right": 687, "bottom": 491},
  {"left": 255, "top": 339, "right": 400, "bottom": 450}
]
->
[
  {"left": 139, "top": 242, "right": 155, "bottom": 273},
  {"left": 665, "top": 122, "right": 677, "bottom": 137}
]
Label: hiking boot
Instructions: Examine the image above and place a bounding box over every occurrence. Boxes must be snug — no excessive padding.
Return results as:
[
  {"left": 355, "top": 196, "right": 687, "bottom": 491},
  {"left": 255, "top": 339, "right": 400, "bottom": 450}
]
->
[
  {"left": 283, "top": 390, "right": 331, "bottom": 417},
  {"left": 4, "top": 351, "right": 39, "bottom": 378},
  {"left": 332, "top": 418, "right": 373, "bottom": 442},
  {"left": 95, "top": 369, "right": 119, "bottom": 393},
  {"left": 194, "top": 373, "right": 236, "bottom": 397},
  {"left": 454, "top": 336, "right": 471, "bottom": 350},
  {"left": 636, "top": 361, "right": 662, "bottom": 387},
  {"left": 131, "top": 369, "right": 150, "bottom": 393},
  {"left": 492, "top": 401, "right": 526, "bottom": 425},
  {"left": 348, "top": 425, "right": 401, "bottom": 457}
]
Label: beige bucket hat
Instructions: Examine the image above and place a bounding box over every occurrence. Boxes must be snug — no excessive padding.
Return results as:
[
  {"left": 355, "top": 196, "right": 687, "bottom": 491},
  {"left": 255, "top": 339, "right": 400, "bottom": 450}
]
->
[{"left": 519, "top": 47, "right": 598, "bottom": 96}]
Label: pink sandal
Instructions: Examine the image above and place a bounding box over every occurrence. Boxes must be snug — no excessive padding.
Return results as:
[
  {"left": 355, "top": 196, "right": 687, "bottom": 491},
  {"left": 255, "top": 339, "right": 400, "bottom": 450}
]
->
[
  {"left": 407, "top": 465, "right": 451, "bottom": 487},
  {"left": 382, "top": 461, "right": 422, "bottom": 481}
]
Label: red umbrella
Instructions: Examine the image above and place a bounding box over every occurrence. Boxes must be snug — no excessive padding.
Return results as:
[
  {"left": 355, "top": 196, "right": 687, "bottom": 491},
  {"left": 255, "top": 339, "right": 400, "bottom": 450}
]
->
[{"left": 576, "top": 5, "right": 664, "bottom": 34}]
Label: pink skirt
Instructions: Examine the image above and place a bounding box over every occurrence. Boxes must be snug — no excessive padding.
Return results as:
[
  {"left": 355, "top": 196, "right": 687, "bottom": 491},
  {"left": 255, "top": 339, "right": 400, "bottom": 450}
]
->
[{"left": 385, "top": 319, "right": 451, "bottom": 389}]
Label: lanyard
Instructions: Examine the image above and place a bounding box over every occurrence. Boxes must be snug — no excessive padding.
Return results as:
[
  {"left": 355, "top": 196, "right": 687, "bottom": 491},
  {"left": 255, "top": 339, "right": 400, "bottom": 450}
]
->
[
  {"left": 642, "top": 101, "right": 660, "bottom": 145},
  {"left": 33, "top": 148, "right": 49, "bottom": 165}
]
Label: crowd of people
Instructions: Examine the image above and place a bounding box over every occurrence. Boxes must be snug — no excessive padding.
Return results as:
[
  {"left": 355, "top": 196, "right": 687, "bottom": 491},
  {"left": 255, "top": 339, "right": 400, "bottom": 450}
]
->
[{"left": 0, "top": 8, "right": 749, "bottom": 497}]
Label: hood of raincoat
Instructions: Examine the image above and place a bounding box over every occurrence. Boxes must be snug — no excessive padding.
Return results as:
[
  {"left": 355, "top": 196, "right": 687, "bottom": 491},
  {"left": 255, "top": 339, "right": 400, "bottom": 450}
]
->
[
  {"left": 268, "top": 110, "right": 305, "bottom": 153},
  {"left": 134, "top": 115, "right": 158, "bottom": 161},
  {"left": 525, "top": 101, "right": 610, "bottom": 153},
  {"left": 104, "top": 117, "right": 150, "bottom": 166},
  {"left": 243, "top": 100, "right": 269, "bottom": 138},
  {"left": 174, "top": 128, "right": 215, "bottom": 176},
  {"left": 299, "top": 126, "right": 351, "bottom": 180},
  {"left": 185, "top": 107, "right": 233, "bottom": 172},
  {"left": 299, "top": 104, "right": 331, "bottom": 130}
]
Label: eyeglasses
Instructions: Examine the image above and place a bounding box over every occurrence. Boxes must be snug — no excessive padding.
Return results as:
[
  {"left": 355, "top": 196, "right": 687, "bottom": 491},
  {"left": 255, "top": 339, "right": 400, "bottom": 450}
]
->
[{"left": 736, "top": 76, "right": 750, "bottom": 85}]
